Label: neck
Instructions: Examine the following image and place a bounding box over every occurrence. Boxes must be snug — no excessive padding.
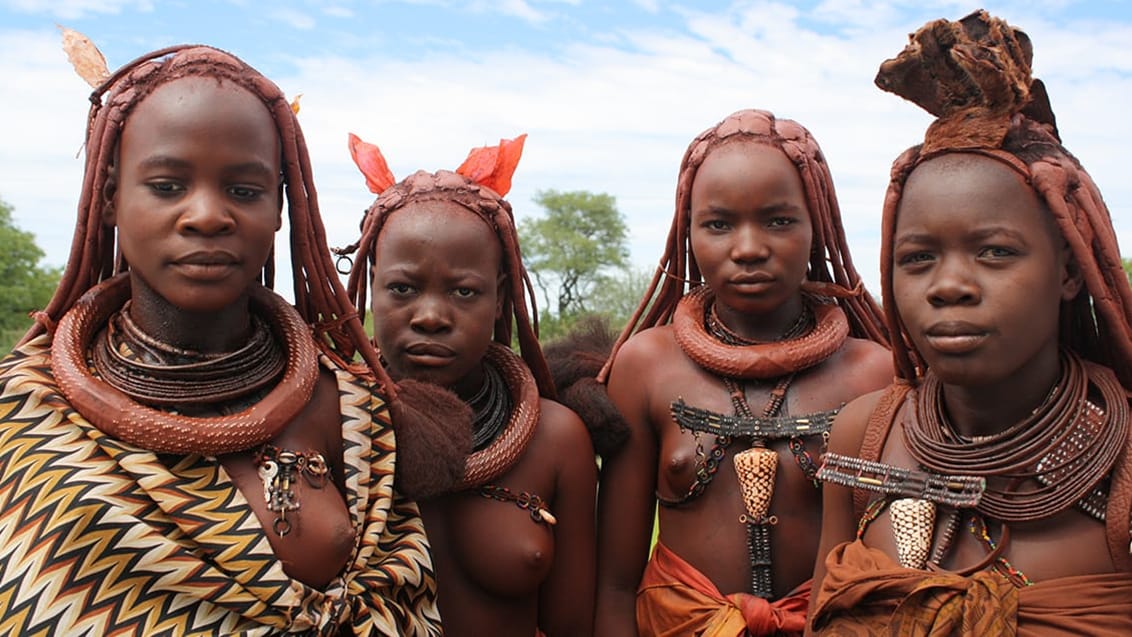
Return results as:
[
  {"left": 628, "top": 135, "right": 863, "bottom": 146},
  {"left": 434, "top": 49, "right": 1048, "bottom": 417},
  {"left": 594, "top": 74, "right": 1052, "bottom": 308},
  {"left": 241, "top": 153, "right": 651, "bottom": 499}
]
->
[
  {"left": 937, "top": 346, "right": 1062, "bottom": 439},
  {"left": 712, "top": 293, "right": 806, "bottom": 343},
  {"left": 127, "top": 275, "right": 254, "bottom": 354},
  {"left": 452, "top": 361, "right": 489, "bottom": 403}
]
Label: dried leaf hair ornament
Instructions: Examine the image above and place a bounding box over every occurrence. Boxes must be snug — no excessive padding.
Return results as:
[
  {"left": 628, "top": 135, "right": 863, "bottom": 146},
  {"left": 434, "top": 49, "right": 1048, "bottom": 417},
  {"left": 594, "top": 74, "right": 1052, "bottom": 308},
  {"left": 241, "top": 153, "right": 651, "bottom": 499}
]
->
[{"left": 59, "top": 25, "right": 110, "bottom": 88}]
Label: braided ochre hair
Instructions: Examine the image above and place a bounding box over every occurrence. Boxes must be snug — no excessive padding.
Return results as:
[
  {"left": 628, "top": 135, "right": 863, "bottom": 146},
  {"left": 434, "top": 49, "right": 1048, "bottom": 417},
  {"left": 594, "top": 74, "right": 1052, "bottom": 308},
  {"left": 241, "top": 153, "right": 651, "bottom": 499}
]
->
[
  {"left": 340, "top": 169, "right": 556, "bottom": 399},
  {"left": 876, "top": 10, "right": 1132, "bottom": 388},
  {"left": 26, "top": 45, "right": 392, "bottom": 390},
  {"left": 599, "top": 108, "right": 890, "bottom": 381}
]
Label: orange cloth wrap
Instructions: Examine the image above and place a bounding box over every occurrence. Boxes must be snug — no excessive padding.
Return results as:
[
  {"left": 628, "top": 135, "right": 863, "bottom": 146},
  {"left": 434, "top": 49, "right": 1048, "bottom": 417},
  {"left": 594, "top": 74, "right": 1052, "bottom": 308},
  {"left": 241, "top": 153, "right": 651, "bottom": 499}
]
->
[
  {"left": 637, "top": 541, "right": 809, "bottom": 636},
  {"left": 813, "top": 539, "right": 1132, "bottom": 636}
]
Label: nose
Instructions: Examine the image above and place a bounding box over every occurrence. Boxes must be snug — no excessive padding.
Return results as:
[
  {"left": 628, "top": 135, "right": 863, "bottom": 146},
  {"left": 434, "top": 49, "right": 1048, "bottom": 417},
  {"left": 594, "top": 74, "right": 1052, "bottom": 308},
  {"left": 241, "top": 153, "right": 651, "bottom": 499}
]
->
[
  {"left": 175, "top": 188, "right": 236, "bottom": 236},
  {"left": 409, "top": 295, "right": 452, "bottom": 334},
  {"left": 927, "top": 256, "right": 980, "bottom": 307},
  {"left": 730, "top": 225, "right": 770, "bottom": 263}
]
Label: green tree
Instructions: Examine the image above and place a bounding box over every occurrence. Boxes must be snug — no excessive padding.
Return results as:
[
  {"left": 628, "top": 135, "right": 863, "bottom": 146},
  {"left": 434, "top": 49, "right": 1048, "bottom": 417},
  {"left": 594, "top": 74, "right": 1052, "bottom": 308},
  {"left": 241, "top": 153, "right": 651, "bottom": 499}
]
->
[
  {"left": 1124, "top": 258, "right": 1131, "bottom": 283},
  {"left": 0, "top": 199, "right": 61, "bottom": 349},
  {"left": 588, "top": 266, "right": 653, "bottom": 326},
  {"left": 519, "top": 190, "right": 629, "bottom": 319}
]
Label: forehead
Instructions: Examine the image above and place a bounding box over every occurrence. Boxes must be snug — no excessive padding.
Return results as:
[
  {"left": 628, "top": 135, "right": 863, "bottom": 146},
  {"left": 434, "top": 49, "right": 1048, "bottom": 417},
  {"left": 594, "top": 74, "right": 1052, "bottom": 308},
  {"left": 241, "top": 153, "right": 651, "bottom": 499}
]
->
[
  {"left": 121, "top": 76, "right": 279, "bottom": 155},
  {"left": 376, "top": 199, "right": 501, "bottom": 264},
  {"left": 697, "top": 138, "right": 793, "bottom": 179},
  {"left": 690, "top": 138, "right": 807, "bottom": 211},
  {"left": 897, "top": 153, "right": 1053, "bottom": 236}
]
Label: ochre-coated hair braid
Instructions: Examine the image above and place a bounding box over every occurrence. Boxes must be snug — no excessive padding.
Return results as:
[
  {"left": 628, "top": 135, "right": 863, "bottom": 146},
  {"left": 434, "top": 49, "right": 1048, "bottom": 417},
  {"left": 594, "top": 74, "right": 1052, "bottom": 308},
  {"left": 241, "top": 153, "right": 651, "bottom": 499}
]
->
[
  {"left": 599, "top": 108, "right": 889, "bottom": 381},
  {"left": 339, "top": 170, "right": 556, "bottom": 399},
  {"left": 24, "top": 45, "right": 393, "bottom": 393},
  {"left": 876, "top": 11, "right": 1132, "bottom": 388}
]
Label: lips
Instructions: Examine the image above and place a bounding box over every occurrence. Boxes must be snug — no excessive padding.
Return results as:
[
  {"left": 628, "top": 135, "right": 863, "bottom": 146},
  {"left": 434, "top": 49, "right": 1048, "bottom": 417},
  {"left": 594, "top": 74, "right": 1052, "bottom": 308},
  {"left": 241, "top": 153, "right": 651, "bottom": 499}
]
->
[
  {"left": 924, "top": 321, "right": 990, "bottom": 354},
  {"left": 175, "top": 251, "right": 239, "bottom": 266},
  {"left": 403, "top": 342, "right": 457, "bottom": 367},
  {"left": 170, "top": 251, "right": 240, "bottom": 280},
  {"left": 729, "top": 271, "right": 775, "bottom": 285},
  {"left": 405, "top": 342, "right": 456, "bottom": 357}
]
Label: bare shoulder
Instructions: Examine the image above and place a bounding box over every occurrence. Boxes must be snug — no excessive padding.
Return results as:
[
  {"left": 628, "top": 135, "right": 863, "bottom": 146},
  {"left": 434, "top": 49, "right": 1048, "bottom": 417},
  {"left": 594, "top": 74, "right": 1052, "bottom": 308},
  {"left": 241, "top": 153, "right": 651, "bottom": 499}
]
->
[
  {"left": 830, "top": 337, "right": 894, "bottom": 395},
  {"left": 536, "top": 398, "right": 596, "bottom": 455},
  {"left": 607, "top": 326, "right": 677, "bottom": 380},
  {"left": 827, "top": 388, "right": 890, "bottom": 457}
]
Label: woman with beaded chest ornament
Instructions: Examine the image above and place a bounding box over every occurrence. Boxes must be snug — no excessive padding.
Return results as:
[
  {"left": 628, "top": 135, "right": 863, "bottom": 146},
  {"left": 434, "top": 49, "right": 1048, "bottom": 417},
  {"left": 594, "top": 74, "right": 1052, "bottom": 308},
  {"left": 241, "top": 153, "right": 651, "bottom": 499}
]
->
[
  {"left": 337, "top": 133, "right": 597, "bottom": 636},
  {"left": 0, "top": 34, "right": 447, "bottom": 636},
  {"left": 576, "top": 109, "right": 892, "bottom": 636},
  {"left": 809, "top": 11, "right": 1132, "bottom": 635}
]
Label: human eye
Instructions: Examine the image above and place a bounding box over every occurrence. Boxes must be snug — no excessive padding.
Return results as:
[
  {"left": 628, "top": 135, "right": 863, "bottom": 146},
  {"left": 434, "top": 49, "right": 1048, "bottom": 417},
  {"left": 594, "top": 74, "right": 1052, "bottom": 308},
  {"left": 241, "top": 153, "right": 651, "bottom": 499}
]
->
[
  {"left": 978, "top": 246, "right": 1018, "bottom": 260},
  {"left": 768, "top": 216, "right": 798, "bottom": 229},
  {"left": 147, "top": 181, "right": 184, "bottom": 197},
  {"left": 228, "top": 185, "right": 266, "bottom": 201},
  {"left": 387, "top": 282, "right": 415, "bottom": 297},
  {"left": 896, "top": 250, "right": 935, "bottom": 269},
  {"left": 452, "top": 287, "right": 480, "bottom": 299},
  {"left": 700, "top": 218, "right": 730, "bottom": 232}
]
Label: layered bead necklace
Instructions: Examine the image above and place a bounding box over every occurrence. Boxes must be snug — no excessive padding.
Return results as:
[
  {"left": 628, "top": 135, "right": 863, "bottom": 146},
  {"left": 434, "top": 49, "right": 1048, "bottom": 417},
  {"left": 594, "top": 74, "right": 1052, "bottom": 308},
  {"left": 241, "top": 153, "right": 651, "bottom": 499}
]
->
[
  {"left": 467, "top": 344, "right": 555, "bottom": 526},
  {"left": 904, "top": 349, "right": 1127, "bottom": 523},
  {"left": 92, "top": 301, "right": 286, "bottom": 411},
  {"left": 834, "top": 349, "right": 1128, "bottom": 584}
]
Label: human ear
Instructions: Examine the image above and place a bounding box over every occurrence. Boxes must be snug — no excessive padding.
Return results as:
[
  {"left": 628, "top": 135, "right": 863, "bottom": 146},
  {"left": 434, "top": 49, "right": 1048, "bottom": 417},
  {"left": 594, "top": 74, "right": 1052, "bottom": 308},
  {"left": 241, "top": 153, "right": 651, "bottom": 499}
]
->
[
  {"left": 274, "top": 178, "right": 285, "bottom": 231},
  {"left": 496, "top": 272, "right": 507, "bottom": 320},
  {"left": 101, "top": 164, "right": 119, "bottom": 227},
  {"left": 1060, "top": 246, "right": 1084, "bottom": 302}
]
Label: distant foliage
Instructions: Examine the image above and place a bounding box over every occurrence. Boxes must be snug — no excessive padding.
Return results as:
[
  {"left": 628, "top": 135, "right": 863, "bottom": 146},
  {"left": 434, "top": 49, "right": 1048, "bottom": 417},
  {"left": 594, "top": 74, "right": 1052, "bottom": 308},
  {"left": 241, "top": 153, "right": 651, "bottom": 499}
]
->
[
  {"left": 520, "top": 189, "right": 629, "bottom": 322},
  {"left": 0, "top": 199, "right": 62, "bottom": 351}
]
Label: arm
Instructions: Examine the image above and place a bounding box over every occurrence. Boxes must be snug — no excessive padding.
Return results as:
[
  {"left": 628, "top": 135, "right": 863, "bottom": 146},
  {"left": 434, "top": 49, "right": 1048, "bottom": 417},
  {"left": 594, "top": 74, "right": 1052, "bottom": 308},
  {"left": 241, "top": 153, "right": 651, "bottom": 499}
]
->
[
  {"left": 595, "top": 336, "right": 660, "bottom": 637},
  {"left": 538, "top": 400, "right": 598, "bottom": 637},
  {"left": 806, "top": 390, "right": 884, "bottom": 636}
]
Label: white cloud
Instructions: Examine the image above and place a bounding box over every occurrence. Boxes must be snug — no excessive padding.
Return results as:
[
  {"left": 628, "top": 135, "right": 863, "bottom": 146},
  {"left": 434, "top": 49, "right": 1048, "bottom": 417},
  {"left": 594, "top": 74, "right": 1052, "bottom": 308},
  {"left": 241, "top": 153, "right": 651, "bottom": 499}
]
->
[
  {"left": 469, "top": 0, "right": 549, "bottom": 23},
  {"left": 631, "top": 0, "right": 660, "bottom": 13},
  {"left": 2, "top": 0, "right": 153, "bottom": 19},
  {"left": 1, "top": 4, "right": 1129, "bottom": 306},
  {"left": 271, "top": 7, "right": 317, "bottom": 29}
]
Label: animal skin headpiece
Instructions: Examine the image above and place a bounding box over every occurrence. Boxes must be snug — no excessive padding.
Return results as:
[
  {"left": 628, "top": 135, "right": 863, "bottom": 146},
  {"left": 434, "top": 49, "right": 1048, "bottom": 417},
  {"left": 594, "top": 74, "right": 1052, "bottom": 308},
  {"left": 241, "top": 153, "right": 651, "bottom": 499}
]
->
[{"left": 877, "top": 10, "right": 1132, "bottom": 387}]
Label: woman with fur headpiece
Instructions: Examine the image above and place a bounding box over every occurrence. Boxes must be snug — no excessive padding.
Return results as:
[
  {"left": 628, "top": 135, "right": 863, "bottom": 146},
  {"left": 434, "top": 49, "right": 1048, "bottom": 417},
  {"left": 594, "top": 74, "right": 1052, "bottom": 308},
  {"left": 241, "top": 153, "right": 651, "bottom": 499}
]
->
[{"left": 810, "top": 11, "right": 1132, "bottom": 635}]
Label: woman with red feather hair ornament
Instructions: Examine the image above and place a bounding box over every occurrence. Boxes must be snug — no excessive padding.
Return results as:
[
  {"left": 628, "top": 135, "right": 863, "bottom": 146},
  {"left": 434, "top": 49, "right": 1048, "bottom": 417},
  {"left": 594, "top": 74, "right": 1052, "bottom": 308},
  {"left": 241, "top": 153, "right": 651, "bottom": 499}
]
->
[{"left": 337, "top": 133, "right": 597, "bottom": 636}]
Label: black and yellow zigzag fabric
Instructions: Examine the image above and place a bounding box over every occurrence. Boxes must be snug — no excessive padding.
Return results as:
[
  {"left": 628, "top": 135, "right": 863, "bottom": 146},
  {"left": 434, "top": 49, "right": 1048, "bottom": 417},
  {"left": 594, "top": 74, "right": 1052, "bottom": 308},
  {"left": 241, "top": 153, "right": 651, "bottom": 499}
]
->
[{"left": 0, "top": 337, "right": 441, "bottom": 636}]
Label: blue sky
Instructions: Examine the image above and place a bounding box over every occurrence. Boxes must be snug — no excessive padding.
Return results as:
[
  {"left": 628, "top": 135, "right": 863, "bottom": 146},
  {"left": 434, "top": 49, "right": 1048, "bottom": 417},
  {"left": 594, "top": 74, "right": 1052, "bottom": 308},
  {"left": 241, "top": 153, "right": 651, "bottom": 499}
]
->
[{"left": 2, "top": 0, "right": 1130, "bottom": 298}]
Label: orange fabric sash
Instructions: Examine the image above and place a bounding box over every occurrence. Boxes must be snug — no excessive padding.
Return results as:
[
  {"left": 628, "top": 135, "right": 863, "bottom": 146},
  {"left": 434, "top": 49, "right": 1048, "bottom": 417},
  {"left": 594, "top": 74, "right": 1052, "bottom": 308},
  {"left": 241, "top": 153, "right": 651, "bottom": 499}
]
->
[
  {"left": 637, "top": 541, "right": 809, "bottom": 636},
  {"left": 813, "top": 539, "right": 1132, "bottom": 636}
]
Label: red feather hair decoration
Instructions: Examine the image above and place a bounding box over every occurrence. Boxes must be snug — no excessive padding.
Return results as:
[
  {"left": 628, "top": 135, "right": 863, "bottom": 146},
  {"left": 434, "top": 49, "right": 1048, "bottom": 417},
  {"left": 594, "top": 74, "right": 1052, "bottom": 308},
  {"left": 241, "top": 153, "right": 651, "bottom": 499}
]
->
[{"left": 348, "top": 133, "right": 526, "bottom": 197}]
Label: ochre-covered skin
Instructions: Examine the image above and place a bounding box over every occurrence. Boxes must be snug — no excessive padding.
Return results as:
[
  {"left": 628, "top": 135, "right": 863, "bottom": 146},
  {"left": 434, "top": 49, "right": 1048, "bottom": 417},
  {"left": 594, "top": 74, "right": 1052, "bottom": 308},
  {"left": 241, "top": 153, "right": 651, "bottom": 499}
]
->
[
  {"left": 1, "top": 42, "right": 443, "bottom": 635},
  {"left": 345, "top": 139, "right": 598, "bottom": 636},
  {"left": 810, "top": 11, "right": 1132, "bottom": 635},
  {"left": 592, "top": 109, "right": 893, "bottom": 636}
]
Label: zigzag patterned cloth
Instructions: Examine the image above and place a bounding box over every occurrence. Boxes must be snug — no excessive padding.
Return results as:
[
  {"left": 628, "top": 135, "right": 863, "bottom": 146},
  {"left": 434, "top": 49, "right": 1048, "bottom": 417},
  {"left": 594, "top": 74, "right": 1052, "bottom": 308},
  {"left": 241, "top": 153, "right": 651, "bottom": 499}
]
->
[{"left": 0, "top": 336, "right": 441, "bottom": 636}]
